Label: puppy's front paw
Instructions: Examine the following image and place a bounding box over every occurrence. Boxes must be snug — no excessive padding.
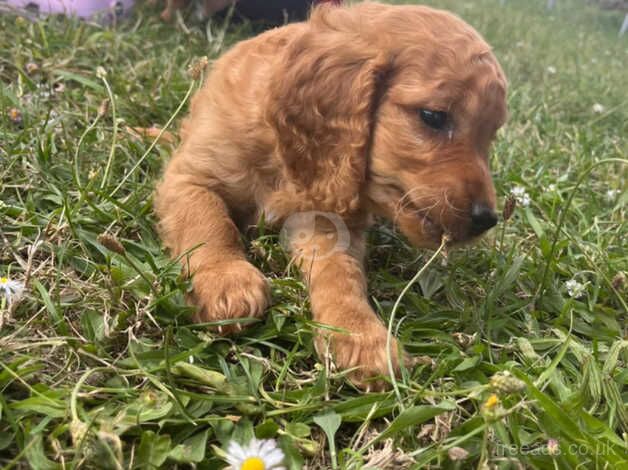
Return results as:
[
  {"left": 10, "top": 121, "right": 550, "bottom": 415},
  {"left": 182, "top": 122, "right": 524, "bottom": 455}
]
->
[
  {"left": 191, "top": 260, "right": 270, "bottom": 334},
  {"left": 315, "top": 317, "right": 404, "bottom": 391}
]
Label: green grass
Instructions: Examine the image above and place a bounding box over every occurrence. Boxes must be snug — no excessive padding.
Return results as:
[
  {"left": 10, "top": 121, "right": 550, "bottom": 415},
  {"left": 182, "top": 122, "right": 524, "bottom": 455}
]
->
[{"left": 0, "top": 0, "right": 626, "bottom": 468}]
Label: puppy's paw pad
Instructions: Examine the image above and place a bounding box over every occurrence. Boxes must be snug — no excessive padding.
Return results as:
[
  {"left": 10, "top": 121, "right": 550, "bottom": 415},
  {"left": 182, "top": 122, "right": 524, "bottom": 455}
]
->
[{"left": 191, "top": 260, "right": 270, "bottom": 333}]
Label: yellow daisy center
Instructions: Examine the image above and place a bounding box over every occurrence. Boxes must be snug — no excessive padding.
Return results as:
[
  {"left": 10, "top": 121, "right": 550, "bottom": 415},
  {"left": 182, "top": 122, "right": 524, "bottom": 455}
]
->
[
  {"left": 241, "top": 456, "right": 265, "bottom": 470},
  {"left": 0, "top": 277, "right": 7, "bottom": 284}
]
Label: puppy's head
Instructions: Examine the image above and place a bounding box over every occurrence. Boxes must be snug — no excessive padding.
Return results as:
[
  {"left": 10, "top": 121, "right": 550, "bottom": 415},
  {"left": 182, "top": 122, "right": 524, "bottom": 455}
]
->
[
  {"left": 364, "top": 5, "right": 508, "bottom": 247},
  {"left": 267, "top": 2, "right": 507, "bottom": 247}
]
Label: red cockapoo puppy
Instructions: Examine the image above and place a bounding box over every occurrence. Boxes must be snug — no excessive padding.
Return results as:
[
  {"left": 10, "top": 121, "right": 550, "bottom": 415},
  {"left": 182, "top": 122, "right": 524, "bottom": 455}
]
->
[{"left": 155, "top": 1, "right": 507, "bottom": 389}]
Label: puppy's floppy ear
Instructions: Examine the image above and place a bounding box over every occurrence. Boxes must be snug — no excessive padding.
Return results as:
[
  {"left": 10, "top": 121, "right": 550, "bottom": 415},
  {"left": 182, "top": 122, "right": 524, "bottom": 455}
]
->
[{"left": 266, "top": 6, "right": 390, "bottom": 215}]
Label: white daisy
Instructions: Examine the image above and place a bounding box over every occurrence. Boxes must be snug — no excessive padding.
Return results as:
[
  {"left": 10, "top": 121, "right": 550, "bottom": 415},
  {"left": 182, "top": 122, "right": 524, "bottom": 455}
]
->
[
  {"left": 592, "top": 103, "right": 605, "bottom": 114},
  {"left": 0, "top": 276, "right": 25, "bottom": 306},
  {"left": 510, "top": 186, "right": 531, "bottom": 207},
  {"left": 225, "top": 438, "right": 286, "bottom": 470},
  {"left": 546, "top": 66, "right": 557, "bottom": 75},
  {"left": 565, "top": 279, "right": 586, "bottom": 298}
]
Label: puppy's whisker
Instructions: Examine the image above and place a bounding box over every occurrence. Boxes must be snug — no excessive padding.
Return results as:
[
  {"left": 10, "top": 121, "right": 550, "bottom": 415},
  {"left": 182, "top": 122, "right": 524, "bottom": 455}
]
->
[
  {"left": 399, "top": 185, "right": 442, "bottom": 202},
  {"left": 402, "top": 199, "right": 440, "bottom": 217},
  {"left": 442, "top": 191, "right": 466, "bottom": 215},
  {"left": 396, "top": 187, "right": 439, "bottom": 214},
  {"left": 397, "top": 187, "right": 426, "bottom": 208},
  {"left": 393, "top": 199, "right": 440, "bottom": 230},
  {"left": 396, "top": 195, "right": 434, "bottom": 214}
]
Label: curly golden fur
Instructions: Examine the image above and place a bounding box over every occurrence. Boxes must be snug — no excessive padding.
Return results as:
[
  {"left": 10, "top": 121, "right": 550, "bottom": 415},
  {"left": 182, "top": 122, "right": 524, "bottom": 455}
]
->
[{"left": 155, "top": 1, "right": 507, "bottom": 389}]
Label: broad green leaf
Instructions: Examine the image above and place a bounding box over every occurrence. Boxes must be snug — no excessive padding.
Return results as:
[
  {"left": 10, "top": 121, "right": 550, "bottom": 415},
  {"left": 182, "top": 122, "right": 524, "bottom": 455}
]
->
[
  {"left": 285, "top": 422, "right": 311, "bottom": 439},
  {"left": 33, "top": 280, "right": 68, "bottom": 335},
  {"left": 54, "top": 70, "right": 104, "bottom": 91},
  {"left": 313, "top": 411, "right": 342, "bottom": 469},
  {"left": 24, "top": 434, "right": 59, "bottom": 470},
  {"left": 81, "top": 310, "right": 106, "bottom": 342},
  {"left": 117, "top": 392, "right": 174, "bottom": 431},
  {"left": 10, "top": 397, "right": 66, "bottom": 418},
  {"left": 232, "top": 418, "right": 255, "bottom": 446},
  {"left": 168, "top": 428, "right": 209, "bottom": 463},
  {"left": 135, "top": 431, "right": 171, "bottom": 469},
  {"left": 525, "top": 208, "right": 544, "bottom": 238},
  {"left": 255, "top": 419, "right": 279, "bottom": 439},
  {"left": 333, "top": 393, "right": 395, "bottom": 422},
  {"left": 171, "top": 362, "right": 227, "bottom": 389},
  {"left": 452, "top": 355, "right": 481, "bottom": 372},
  {"left": 279, "top": 435, "right": 304, "bottom": 470},
  {"left": 534, "top": 331, "right": 571, "bottom": 387},
  {"left": 313, "top": 411, "right": 341, "bottom": 443},
  {"left": 370, "top": 402, "right": 456, "bottom": 445},
  {"left": 0, "top": 430, "right": 14, "bottom": 451}
]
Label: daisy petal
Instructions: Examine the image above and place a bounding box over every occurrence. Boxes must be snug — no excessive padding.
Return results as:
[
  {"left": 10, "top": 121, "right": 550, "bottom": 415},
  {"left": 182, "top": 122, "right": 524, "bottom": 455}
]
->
[
  {"left": 259, "top": 439, "right": 277, "bottom": 454},
  {"left": 264, "top": 448, "right": 285, "bottom": 467},
  {"left": 226, "top": 441, "right": 246, "bottom": 464}
]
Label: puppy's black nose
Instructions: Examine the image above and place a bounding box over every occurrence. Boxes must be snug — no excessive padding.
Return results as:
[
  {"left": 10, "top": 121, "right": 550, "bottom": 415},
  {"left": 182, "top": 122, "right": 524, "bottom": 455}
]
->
[{"left": 470, "top": 202, "right": 498, "bottom": 235}]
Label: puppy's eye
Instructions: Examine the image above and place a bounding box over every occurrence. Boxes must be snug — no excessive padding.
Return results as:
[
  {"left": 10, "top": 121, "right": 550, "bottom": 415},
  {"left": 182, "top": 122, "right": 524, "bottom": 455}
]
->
[{"left": 419, "top": 109, "right": 448, "bottom": 130}]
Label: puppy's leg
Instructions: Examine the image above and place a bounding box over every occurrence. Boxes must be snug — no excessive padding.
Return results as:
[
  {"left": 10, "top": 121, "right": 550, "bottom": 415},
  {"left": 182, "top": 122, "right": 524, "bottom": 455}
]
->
[
  {"left": 285, "top": 215, "right": 403, "bottom": 390},
  {"left": 155, "top": 156, "right": 269, "bottom": 333}
]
